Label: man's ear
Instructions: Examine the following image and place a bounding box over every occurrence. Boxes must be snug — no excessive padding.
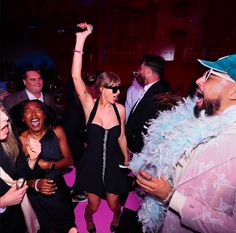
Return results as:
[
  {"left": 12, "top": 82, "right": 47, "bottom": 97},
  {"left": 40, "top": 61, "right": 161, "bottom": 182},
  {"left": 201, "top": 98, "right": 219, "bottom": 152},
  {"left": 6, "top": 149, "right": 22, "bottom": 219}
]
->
[
  {"left": 145, "top": 67, "right": 152, "bottom": 77},
  {"left": 23, "top": 79, "right": 26, "bottom": 86},
  {"left": 228, "top": 85, "right": 236, "bottom": 100}
]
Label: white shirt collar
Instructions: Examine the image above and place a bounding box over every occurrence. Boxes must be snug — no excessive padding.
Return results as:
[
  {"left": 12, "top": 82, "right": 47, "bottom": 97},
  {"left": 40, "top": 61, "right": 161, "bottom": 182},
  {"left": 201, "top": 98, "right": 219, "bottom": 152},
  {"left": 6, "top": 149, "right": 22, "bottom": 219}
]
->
[
  {"left": 144, "top": 80, "right": 159, "bottom": 92},
  {"left": 25, "top": 89, "right": 44, "bottom": 102}
]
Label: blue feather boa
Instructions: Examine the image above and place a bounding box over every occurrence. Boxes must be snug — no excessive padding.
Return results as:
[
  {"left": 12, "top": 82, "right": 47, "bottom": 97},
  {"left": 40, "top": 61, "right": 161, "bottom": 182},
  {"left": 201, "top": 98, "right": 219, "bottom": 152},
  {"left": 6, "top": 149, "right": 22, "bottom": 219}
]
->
[{"left": 129, "top": 97, "right": 236, "bottom": 233}]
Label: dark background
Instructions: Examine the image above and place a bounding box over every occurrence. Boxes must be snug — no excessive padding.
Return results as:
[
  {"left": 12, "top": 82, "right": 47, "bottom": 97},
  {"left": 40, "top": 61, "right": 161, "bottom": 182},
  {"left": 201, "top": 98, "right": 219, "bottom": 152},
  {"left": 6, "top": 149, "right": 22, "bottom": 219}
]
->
[{"left": 1, "top": 0, "right": 236, "bottom": 104}]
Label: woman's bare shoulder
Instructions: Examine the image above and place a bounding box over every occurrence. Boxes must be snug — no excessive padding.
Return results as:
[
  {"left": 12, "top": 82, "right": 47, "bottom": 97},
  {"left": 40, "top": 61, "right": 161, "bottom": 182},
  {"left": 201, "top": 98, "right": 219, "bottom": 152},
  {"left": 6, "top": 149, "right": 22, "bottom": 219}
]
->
[
  {"left": 115, "top": 102, "right": 125, "bottom": 112},
  {"left": 52, "top": 125, "right": 65, "bottom": 135},
  {"left": 19, "top": 130, "right": 28, "bottom": 139}
]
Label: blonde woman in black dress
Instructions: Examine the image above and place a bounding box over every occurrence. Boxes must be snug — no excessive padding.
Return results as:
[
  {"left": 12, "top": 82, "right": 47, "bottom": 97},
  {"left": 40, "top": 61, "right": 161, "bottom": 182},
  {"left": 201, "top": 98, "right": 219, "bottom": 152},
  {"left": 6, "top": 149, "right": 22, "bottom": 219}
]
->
[
  {"left": 0, "top": 104, "right": 28, "bottom": 233},
  {"left": 72, "top": 23, "right": 129, "bottom": 233}
]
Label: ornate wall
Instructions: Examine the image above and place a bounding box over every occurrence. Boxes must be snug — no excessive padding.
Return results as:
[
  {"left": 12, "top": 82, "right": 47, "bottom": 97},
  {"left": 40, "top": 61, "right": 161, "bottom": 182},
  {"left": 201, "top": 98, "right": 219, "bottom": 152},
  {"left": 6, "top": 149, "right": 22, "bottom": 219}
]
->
[{"left": 2, "top": 0, "right": 236, "bottom": 99}]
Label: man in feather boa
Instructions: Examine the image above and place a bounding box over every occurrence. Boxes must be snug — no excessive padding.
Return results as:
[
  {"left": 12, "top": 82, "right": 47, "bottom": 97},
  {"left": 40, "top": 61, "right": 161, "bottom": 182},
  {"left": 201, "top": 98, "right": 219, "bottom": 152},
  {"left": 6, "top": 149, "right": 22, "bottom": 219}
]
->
[{"left": 130, "top": 54, "right": 236, "bottom": 233}]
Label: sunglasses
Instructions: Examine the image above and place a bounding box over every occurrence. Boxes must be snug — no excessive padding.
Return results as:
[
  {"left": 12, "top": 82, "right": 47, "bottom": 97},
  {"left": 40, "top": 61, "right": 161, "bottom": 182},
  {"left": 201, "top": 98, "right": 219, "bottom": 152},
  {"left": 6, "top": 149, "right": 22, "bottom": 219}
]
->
[
  {"left": 204, "top": 69, "right": 235, "bottom": 83},
  {"left": 105, "top": 86, "right": 122, "bottom": 94}
]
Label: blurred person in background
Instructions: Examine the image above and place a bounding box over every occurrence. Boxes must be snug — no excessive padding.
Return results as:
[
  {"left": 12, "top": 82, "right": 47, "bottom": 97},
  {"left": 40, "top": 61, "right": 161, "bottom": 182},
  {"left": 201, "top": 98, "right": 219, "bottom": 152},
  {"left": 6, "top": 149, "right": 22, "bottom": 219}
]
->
[
  {"left": 3, "top": 68, "right": 55, "bottom": 112},
  {"left": 126, "top": 54, "right": 171, "bottom": 154},
  {"left": 125, "top": 71, "right": 144, "bottom": 122}
]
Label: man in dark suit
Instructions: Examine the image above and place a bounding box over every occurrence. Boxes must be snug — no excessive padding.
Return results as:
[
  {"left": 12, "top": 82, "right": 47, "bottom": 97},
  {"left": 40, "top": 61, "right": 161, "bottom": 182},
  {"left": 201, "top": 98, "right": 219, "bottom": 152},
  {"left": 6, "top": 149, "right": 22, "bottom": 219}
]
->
[
  {"left": 3, "top": 69, "right": 55, "bottom": 112},
  {"left": 126, "top": 54, "right": 171, "bottom": 153}
]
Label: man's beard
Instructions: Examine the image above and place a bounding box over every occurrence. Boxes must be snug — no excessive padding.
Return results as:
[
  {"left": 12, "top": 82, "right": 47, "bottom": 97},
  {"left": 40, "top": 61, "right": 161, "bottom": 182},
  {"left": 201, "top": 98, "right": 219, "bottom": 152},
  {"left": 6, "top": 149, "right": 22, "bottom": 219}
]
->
[
  {"left": 138, "top": 74, "right": 146, "bottom": 85},
  {"left": 136, "top": 75, "right": 144, "bottom": 86},
  {"left": 194, "top": 98, "right": 221, "bottom": 118}
]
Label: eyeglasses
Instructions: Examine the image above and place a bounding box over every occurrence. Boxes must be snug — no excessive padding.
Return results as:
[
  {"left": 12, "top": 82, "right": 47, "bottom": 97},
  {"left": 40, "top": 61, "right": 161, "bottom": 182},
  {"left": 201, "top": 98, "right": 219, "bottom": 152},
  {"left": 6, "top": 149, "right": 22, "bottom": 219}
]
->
[
  {"left": 204, "top": 69, "right": 235, "bottom": 83},
  {"left": 104, "top": 86, "right": 121, "bottom": 94}
]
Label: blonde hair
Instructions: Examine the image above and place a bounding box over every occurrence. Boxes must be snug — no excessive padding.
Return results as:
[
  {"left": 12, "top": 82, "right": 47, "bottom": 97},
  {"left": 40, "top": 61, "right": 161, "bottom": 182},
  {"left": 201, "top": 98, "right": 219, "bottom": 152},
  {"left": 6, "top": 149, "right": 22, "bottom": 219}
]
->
[{"left": 0, "top": 104, "right": 19, "bottom": 162}]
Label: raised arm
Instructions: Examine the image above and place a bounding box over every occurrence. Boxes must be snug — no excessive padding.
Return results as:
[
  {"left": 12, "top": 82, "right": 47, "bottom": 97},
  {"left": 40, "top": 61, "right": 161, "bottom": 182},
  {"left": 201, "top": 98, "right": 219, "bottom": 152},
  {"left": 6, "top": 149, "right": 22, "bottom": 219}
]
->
[{"left": 71, "top": 22, "right": 94, "bottom": 118}]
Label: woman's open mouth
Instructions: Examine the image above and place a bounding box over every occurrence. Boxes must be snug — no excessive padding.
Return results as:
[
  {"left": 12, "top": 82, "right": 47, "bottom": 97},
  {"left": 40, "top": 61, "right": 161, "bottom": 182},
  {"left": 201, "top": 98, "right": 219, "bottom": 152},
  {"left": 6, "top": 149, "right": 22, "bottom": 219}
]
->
[
  {"left": 1, "top": 123, "right": 9, "bottom": 136},
  {"left": 30, "top": 118, "right": 41, "bottom": 128}
]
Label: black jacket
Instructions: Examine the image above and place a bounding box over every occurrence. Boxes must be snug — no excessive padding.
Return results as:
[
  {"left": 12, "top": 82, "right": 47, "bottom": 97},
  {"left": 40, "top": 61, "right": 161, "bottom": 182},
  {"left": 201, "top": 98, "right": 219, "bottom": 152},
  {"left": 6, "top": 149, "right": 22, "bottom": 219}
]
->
[{"left": 125, "top": 80, "right": 170, "bottom": 153}]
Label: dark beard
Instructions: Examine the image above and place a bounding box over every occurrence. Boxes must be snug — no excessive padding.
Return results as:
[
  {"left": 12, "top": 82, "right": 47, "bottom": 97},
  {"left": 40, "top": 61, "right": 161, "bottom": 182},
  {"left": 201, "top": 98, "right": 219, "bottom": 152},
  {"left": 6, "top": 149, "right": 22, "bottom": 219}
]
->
[
  {"left": 194, "top": 98, "right": 221, "bottom": 118},
  {"left": 139, "top": 75, "right": 146, "bottom": 85}
]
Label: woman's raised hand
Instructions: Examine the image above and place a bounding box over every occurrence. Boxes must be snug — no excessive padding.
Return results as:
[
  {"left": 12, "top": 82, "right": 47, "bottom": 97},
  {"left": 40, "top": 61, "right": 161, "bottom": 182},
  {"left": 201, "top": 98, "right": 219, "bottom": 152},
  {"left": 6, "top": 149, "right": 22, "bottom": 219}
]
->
[
  {"left": 26, "top": 138, "right": 41, "bottom": 161},
  {"left": 76, "top": 22, "right": 93, "bottom": 37},
  {"left": 26, "top": 138, "right": 41, "bottom": 169}
]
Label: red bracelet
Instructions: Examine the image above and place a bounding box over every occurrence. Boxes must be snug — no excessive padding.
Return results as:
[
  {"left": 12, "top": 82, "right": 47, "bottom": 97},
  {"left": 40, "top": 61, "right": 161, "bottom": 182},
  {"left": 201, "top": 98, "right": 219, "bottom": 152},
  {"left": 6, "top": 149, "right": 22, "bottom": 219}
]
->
[{"left": 73, "top": 49, "right": 84, "bottom": 54}]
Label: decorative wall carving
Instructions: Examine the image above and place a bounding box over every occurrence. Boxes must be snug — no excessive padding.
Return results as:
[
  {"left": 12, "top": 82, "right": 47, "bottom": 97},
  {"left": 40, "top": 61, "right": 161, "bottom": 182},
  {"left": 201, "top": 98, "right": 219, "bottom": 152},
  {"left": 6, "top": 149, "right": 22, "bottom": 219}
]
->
[{"left": 102, "top": 0, "right": 208, "bottom": 62}]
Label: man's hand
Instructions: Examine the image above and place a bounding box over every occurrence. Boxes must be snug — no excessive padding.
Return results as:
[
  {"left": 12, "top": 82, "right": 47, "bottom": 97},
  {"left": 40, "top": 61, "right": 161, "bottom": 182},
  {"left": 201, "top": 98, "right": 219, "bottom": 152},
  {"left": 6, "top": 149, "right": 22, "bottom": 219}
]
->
[{"left": 136, "top": 170, "right": 174, "bottom": 202}]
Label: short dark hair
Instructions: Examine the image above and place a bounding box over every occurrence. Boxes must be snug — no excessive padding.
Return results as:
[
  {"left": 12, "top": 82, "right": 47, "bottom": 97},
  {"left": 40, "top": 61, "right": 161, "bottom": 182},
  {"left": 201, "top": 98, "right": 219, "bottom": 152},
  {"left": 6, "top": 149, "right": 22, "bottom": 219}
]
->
[
  {"left": 23, "top": 68, "right": 41, "bottom": 80},
  {"left": 140, "top": 54, "right": 165, "bottom": 79}
]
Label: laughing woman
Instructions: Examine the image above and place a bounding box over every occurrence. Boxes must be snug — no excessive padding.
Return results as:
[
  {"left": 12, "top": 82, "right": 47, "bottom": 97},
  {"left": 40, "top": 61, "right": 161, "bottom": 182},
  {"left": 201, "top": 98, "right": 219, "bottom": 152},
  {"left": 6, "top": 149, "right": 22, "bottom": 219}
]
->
[{"left": 16, "top": 99, "right": 77, "bottom": 233}]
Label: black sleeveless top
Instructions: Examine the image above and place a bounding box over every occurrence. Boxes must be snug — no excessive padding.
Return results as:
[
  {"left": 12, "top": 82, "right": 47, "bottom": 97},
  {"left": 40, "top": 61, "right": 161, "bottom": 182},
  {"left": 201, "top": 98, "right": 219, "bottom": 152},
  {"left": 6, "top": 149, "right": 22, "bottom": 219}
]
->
[
  {"left": 16, "top": 129, "right": 76, "bottom": 232},
  {"left": 0, "top": 145, "right": 26, "bottom": 233},
  {"left": 77, "top": 100, "right": 129, "bottom": 197}
]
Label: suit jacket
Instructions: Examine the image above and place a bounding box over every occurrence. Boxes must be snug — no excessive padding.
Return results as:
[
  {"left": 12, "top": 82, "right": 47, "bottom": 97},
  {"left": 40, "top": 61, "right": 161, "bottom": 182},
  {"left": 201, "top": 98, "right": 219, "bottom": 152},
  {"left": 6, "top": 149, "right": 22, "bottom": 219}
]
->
[
  {"left": 3, "top": 89, "right": 55, "bottom": 112},
  {"left": 125, "top": 80, "right": 170, "bottom": 153},
  {"left": 162, "top": 125, "right": 236, "bottom": 233}
]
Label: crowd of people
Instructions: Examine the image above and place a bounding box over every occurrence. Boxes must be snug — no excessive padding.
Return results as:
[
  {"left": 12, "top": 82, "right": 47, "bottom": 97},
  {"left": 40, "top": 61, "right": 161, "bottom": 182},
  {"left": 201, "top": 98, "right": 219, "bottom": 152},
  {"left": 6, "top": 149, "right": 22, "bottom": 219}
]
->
[{"left": 1, "top": 21, "right": 236, "bottom": 233}]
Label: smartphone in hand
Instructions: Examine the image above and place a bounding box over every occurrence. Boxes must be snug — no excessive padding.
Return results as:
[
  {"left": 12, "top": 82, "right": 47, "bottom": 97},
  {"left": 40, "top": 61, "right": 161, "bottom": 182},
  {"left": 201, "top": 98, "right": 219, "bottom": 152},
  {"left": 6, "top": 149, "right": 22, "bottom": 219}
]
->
[{"left": 16, "top": 178, "right": 26, "bottom": 189}]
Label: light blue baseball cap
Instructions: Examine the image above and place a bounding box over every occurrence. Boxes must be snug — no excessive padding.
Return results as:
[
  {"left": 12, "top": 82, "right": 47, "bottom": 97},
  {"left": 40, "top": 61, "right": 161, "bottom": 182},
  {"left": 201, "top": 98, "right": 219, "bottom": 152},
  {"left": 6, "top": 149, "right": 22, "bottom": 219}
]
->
[{"left": 198, "top": 54, "right": 236, "bottom": 81}]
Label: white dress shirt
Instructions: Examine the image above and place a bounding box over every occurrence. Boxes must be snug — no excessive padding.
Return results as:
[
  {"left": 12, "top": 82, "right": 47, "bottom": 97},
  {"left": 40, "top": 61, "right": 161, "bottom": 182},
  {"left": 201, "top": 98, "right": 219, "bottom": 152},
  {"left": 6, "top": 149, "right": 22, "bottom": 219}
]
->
[
  {"left": 25, "top": 89, "right": 44, "bottom": 102},
  {"left": 129, "top": 80, "right": 159, "bottom": 115},
  {"left": 125, "top": 79, "right": 144, "bottom": 122}
]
